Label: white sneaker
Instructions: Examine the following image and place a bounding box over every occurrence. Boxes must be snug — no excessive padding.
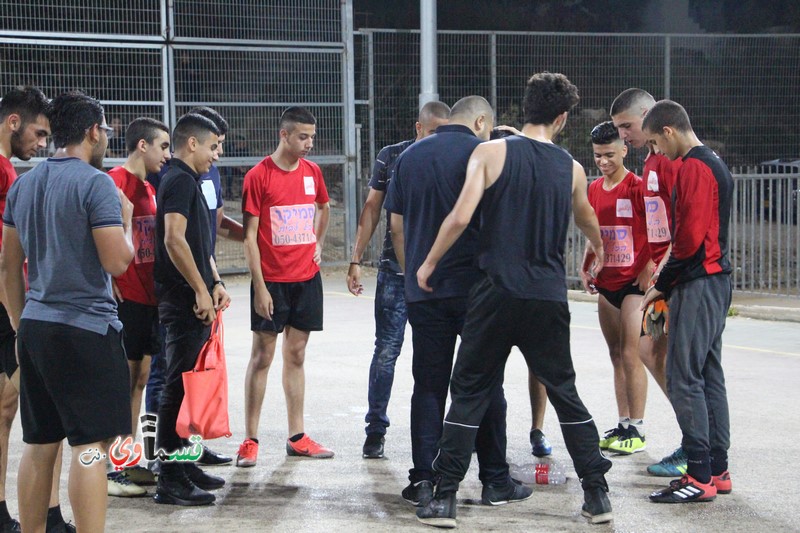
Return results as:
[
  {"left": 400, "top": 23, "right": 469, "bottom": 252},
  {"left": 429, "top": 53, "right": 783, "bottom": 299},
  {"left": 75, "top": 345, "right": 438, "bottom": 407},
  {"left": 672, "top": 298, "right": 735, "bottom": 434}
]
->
[{"left": 107, "top": 471, "right": 147, "bottom": 497}]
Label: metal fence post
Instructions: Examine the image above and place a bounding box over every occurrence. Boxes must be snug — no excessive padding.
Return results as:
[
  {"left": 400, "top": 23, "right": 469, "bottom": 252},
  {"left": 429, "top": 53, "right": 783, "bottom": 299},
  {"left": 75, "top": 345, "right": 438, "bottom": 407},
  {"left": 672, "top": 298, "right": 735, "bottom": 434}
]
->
[{"left": 342, "top": 0, "right": 358, "bottom": 256}]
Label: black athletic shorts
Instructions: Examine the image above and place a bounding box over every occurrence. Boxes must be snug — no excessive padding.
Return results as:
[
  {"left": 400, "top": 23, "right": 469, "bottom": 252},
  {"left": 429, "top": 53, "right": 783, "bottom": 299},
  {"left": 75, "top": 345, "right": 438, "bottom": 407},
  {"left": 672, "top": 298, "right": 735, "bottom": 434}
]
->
[
  {"left": 118, "top": 300, "right": 161, "bottom": 361},
  {"left": 597, "top": 283, "right": 644, "bottom": 310},
  {"left": 251, "top": 272, "right": 323, "bottom": 333},
  {"left": 17, "top": 319, "right": 131, "bottom": 446},
  {"left": 0, "top": 306, "right": 17, "bottom": 378}
]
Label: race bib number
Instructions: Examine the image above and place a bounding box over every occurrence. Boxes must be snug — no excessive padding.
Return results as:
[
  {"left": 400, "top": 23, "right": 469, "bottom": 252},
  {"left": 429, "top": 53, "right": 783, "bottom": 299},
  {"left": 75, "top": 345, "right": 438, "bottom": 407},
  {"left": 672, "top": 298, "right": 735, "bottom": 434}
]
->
[
  {"left": 647, "top": 170, "right": 659, "bottom": 192},
  {"left": 616, "top": 199, "right": 633, "bottom": 218},
  {"left": 600, "top": 225, "right": 634, "bottom": 267},
  {"left": 304, "top": 176, "right": 315, "bottom": 195},
  {"left": 644, "top": 197, "right": 671, "bottom": 243},
  {"left": 132, "top": 215, "right": 156, "bottom": 264},
  {"left": 270, "top": 203, "right": 316, "bottom": 246}
]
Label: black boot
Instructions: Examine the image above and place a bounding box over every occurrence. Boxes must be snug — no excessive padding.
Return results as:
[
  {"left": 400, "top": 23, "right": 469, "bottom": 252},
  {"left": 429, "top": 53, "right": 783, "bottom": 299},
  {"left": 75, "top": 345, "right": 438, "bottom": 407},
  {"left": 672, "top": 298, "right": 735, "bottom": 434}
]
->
[
  {"left": 185, "top": 461, "right": 226, "bottom": 490},
  {"left": 416, "top": 489, "right": 457, "bottom": 529},
  {"left": 154, "top": 463, "right": 215, "bottom": 506}
]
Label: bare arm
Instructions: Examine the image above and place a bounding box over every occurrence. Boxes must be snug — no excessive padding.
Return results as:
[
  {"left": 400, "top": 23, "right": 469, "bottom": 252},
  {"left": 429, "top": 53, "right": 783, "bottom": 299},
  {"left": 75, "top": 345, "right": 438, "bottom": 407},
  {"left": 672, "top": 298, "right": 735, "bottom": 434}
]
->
[
  {"left": 243, "top": 213, "right": 272, "bottom": 320},
  {"left": 417, "top": 141, "right": 505, "bottom": 292},
  {"left": 93, "top": 189, "right": 134, "bottom": 277},
  {"left": 164, "top": 212, "right": 214, "bottom": 324},
  {"left": 216, "top": 205, "right": 244, "bottom": 242},
  {"left": 0, "top": 227, "right": 26, "bottom": 330},
  {"left": 313, "top": 201, "right": 330, "bottom": 265},
  {"left": 347, "top": 188, "right": 385, "bottom": 296},
  {"left": 571, "top": 161, "right": 604, "bottom": 276},
  {"left": 390, "top": 212, "right": 405, "bottom": 272}
]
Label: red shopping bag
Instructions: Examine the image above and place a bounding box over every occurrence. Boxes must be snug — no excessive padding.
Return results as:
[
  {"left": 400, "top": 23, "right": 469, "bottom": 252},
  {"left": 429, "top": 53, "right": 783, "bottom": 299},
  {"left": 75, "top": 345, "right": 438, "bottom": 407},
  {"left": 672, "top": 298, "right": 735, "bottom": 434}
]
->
[{"left": 176, "top": 311, "right": 232, "bottom": 440}]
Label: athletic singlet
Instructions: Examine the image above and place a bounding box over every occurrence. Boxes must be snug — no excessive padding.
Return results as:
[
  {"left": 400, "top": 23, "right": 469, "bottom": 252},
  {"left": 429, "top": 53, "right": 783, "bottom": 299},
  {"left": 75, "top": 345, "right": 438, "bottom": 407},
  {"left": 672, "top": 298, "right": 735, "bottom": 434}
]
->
[{"left": 477, "top": 136, "right": 573, "bottom": 301}]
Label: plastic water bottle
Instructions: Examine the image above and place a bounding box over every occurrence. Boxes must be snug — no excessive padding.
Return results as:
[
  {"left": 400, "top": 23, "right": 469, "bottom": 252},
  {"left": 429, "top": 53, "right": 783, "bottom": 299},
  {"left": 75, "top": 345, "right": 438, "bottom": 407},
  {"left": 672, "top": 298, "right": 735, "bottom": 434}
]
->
[
  {"left": 509, "top": 462, "right": 567, "bottom": 485},
  {"left": 534, "top": 462, "right": 567, "bottom": 484}
]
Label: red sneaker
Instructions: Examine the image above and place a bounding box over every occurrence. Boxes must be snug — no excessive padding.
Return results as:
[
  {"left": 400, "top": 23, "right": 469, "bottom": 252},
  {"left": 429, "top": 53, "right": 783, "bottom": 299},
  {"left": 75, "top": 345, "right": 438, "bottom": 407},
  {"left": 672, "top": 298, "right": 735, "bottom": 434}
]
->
[
  {"left": 286, "top": 434, "right": 334, "bottom": 458},
  {"left": 649, "top": 474, "right": 717, "bottom": 503},
  {"left": 236, "top": 438, "right": 259, "bottom": 468},
  {"left": 712, "top": 471, "right": 732, "bottom": 494}
]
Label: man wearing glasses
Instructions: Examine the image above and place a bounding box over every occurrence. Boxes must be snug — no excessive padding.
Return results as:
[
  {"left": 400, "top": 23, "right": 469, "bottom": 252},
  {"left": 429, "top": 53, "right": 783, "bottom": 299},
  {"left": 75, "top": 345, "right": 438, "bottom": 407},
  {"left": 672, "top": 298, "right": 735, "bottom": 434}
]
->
[{"left": 1, "top": 91, "right": 134, "bottom": 532}]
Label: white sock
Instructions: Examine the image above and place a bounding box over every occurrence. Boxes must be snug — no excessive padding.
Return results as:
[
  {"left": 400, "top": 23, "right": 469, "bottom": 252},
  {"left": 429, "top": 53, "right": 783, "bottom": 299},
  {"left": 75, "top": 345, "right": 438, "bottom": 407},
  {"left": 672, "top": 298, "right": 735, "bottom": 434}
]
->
[{"left": 619, "top": 417, "right": 630, "bottom": 429}]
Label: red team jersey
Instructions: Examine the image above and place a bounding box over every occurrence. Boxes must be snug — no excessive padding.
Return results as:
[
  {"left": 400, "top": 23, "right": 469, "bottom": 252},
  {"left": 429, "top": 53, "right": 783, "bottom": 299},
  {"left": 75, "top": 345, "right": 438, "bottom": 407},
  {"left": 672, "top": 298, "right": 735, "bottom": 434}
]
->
[
  {"left": 588, "top": 171, "right": 651, "bottom": 292},
  {"left": 108, "top": 166, "right": 158, "bottom": 306},
  {"left": 642, "top": 152, "right": 681, "bottom": 265},
  {"left": 242, "top": 156, "right": 329, "bottom": 283},
  {"left": 0, "top": 155, "right": 17, "bottom": 250}
]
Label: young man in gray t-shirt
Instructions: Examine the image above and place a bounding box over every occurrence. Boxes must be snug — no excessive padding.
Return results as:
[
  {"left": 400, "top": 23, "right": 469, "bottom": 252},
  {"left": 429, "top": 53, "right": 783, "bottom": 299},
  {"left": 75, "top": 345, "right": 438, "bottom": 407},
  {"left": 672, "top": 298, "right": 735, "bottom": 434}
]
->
[{"left": 1, "top": 91, "right": 134, "bottom": 533}]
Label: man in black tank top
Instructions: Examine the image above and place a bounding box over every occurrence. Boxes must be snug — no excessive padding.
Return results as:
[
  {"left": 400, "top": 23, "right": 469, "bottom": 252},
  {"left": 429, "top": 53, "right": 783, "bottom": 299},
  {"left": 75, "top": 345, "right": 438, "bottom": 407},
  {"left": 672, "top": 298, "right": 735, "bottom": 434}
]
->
[{"left": 414, "top": 72, "right": 613, "bottom": 528}]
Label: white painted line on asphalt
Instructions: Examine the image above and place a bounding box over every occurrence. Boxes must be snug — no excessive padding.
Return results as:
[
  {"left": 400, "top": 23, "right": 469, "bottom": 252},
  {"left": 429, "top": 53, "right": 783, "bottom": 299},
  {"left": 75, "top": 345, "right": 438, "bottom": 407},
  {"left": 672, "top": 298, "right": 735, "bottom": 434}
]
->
[{"left": 723, "top": 344, "right": 800, "bottom": 358}]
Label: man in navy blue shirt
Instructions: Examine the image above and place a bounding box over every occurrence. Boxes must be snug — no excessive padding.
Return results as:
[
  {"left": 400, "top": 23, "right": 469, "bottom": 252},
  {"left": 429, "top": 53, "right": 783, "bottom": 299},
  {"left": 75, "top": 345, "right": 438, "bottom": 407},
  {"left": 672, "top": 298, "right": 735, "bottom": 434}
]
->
[
  {"left": 346, "top": 102, "right": 449, "bottom": 459},
  {"left": 386, "top": 96, "right": 531, "bottom": 509}
]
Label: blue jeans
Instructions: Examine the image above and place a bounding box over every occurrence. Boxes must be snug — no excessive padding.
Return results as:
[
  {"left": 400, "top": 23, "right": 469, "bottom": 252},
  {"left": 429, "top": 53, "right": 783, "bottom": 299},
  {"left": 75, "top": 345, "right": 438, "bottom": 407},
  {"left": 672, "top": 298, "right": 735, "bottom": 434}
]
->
[
  {"left": 406, "top": 297, "right": 509, "bottom": 486},
  {"left": 364, "top": 270, "right": 407, "bottom": 436},
  {"left": 144, "top": 323, "right": 167, "bottom": 415}
]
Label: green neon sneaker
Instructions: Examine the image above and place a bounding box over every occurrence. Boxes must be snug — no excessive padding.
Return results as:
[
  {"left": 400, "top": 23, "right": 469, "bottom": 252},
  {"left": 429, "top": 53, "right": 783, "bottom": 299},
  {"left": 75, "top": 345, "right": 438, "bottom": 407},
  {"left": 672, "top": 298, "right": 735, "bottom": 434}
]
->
[
  {"left": 608, "top": 426, "right": 646, "bottom": 454},
  {"left": 599, "top": 424, "right": 625, "bottom": 450},
  {"left": 647, "top": 446, "right": 688, "bottom": 477}
]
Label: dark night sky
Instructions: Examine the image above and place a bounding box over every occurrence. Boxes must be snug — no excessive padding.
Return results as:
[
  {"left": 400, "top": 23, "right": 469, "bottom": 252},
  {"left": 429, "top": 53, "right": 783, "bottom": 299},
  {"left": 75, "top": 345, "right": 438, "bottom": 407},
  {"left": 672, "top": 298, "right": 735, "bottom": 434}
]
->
[{"left": 354, "top": 0, "right": 800, "bottom": 33}]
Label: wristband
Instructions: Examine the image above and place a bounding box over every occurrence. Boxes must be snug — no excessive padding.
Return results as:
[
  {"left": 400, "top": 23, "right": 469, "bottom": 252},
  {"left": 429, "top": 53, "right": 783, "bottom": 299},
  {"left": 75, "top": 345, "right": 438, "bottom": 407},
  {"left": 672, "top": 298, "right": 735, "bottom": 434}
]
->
[
  {"left": 350, "top": 262, "right": 360, "bottom": 266},
  {"left": 213, "top": 279, "right": 226, "bottom": 289}
]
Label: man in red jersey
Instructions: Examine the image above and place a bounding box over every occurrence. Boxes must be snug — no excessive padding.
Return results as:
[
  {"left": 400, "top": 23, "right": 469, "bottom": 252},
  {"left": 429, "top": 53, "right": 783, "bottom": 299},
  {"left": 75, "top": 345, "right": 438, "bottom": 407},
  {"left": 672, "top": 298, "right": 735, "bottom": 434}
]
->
[
  {"left": 236, "top": 107, "right": 332, "bottom": 467},
  {"left": 107, "top": 117, "right": 171, "bottom": 497},
  {"left": 642, "top": 99, "right": 734, "bottom": 504},
  {"left": 611, "top": 88, "right": 686, "bottom": 477},
  {"left": 581, "top": 121, "right": 652, "bottom": 456},
  {"left": 0, "top": 86, "right": 76, "bottom": 533}
]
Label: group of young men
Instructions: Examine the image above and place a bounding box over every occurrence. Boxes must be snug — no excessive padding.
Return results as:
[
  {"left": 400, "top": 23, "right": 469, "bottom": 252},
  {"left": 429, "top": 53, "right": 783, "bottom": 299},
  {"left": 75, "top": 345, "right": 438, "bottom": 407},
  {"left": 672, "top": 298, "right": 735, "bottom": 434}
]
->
[
  {"left": 0, "top": 68, "right": 734, "bottom": 530},
  {"left": 0, "top": 86, "right": 333, "bottom": 531},
  {"left": 351, "top": 73, "right": 734, "bottom": 528}
]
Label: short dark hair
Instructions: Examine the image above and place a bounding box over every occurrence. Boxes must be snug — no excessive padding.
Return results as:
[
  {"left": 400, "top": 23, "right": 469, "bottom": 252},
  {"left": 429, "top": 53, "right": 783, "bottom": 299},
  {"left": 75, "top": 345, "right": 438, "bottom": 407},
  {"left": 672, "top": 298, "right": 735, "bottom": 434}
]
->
[
  {"left": 172, "top": 113, "right": 220, "bottom": 149},
  {"left": 610, "top": 88, "right": 655, "bottom": 117},
  {"left": 642, "top": 100, "right": 693, "bottom": 134},
  {"left": 125, "top": 117, "right": 170, "bottom": 153},
  {"left": 0, "top": 86, "right": 50, "bottom": 124},
  {"left": 279, "top": 106, "right": 316, "bottom": 132},
  {"left": 419, "top": 100, "right": 451, "bottom": 122},
  {"left": 189, "top": 106, "right": 228, "bottom": 136},
  {"left": 522, "top": 72, "right": 579, "bottom": 125},
  {"left": 590, "top": 121, "right": 620, "bottom": 145},
  {"left": 47, "top": 91, "right": 104, "bottom": 149}
]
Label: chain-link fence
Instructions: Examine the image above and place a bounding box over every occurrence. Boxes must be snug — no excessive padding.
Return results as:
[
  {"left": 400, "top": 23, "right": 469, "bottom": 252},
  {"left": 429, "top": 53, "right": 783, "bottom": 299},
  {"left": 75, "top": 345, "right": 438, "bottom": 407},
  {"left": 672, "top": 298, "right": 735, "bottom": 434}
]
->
[
  {"left": 354, "top": 29, "right": 800, "bottom": 295},
  {"left": 1, "top": 0, "right": 356, "bottom": 272}
]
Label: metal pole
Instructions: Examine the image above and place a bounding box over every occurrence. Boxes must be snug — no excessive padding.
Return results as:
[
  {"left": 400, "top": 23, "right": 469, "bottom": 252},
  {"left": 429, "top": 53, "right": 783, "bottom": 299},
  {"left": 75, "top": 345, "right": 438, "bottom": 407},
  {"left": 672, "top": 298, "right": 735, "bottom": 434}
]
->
[
  {"left": 490, "top": 32, "right": 497, "bottom": 113},
  {"left": 664, "top": 35, "right": 671, "bottom": 100},
  {"left": 341, "top": 0, "right": 358, "bottom": 257},
  {"left": 419, "top": 0, "right": 438, "bottom": 108}
]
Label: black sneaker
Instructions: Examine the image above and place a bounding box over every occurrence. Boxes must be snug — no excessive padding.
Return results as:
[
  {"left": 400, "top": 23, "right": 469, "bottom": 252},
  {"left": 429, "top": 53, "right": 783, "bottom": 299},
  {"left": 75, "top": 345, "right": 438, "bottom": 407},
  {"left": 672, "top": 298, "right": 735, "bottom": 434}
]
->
[
  {"left": 185, "top": 462, "right": 226, "bottom": 490},
  {"left": 45, "top": 522, "right": 75, "bottom": 533},
  {"left": 154, "top": 466, "right": 215, "bottom": 506},
  {"left": 362, "top": 434, "right": 385, "bottom": 459},
  {"left": 402, "top": 480, "right": 434, "bottom": 507},
  {"left": 481, "top": 478, "right": 533, "bottom": 506},
  {"left": 581, "top": 487, "right": 613, "bottom": 524},
  {"left": 197, "top": 446, "right": 233, "bottom": 466},
  {"left": 416, "top": 491, "right": 457, "bottom": 529},
  {"left": 1, "top": 519, "right": 20, "bottom": 533}
]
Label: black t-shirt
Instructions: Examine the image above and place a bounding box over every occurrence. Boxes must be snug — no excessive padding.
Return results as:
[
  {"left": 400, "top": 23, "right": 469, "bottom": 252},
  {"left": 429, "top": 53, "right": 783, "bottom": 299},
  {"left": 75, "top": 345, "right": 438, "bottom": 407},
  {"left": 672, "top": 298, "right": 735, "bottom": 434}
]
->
[{"left": 154, "top": 158, "right": 214, "bottom": 318}]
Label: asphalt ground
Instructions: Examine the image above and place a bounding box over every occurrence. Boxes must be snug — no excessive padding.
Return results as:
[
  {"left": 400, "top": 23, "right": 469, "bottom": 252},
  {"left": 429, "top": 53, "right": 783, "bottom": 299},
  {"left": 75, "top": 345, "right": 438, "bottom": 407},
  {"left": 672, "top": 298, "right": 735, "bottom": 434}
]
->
[{"left": 4, "top": 268, "right": 799, "bottom": 532}]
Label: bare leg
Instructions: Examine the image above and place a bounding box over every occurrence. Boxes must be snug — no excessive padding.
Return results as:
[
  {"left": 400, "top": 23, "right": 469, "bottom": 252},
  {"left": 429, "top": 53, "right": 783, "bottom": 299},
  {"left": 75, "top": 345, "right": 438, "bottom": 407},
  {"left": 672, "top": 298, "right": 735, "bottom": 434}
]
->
[
  {"left": 69, "top": 441, "right": 109, "bottom": 533},
  {"left": 47, "top": 442, "right": 64, "bottom": 508},
  {"left": 129, "top": 357, "right": 151, "bottom": 438},
  {"left": 19, "top": 442, "right": 59, "bottom": 533},
  {"left": 244, "top": 331, "right": 278, "bottom": 438},
  {"left": 528, "top": 371, "right": 547, "bottom": 430},
  {"left": 619, "top": 294, "right": 648, "bottom": 420},
  {"left": 282, "top": 326, "right": 311, "bottom": 437},
  {"left": 0, "top": 374, "right": 19, "bottom": 502},
  {"left": 640, "top": 333, "right": 668, "bottom": 397},
  {"left": 597, "top": 296, "right": 629, "bottom": 419}
]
